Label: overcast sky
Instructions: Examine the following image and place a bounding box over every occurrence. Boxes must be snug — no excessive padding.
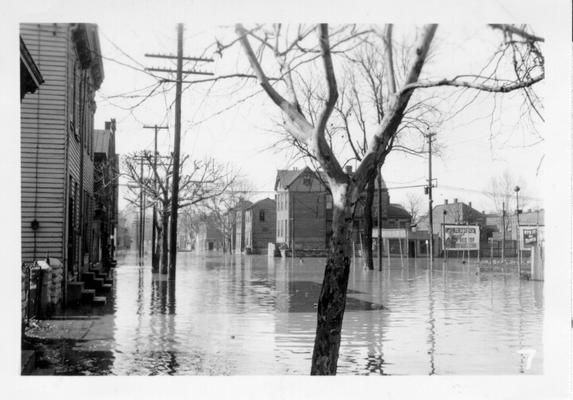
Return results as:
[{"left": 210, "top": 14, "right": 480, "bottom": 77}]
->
[{"left": 90, "top": 22, "right": 545, "bottom": 214}]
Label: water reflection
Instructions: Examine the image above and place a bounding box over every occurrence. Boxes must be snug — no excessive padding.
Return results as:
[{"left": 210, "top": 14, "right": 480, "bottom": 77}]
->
[{"left": 103, "top": 253, "right": 543, "bottom": 375}]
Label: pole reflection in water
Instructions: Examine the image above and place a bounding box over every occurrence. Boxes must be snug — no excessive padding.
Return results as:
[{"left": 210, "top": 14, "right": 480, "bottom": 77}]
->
[{"left": 428, "top": 262, "right": 436, "bottom": 375}]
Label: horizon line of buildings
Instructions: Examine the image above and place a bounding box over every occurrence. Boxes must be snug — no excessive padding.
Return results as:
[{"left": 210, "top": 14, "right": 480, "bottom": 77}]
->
[{"left": 194, "top": 166, "right": 544, "bottom": 257}]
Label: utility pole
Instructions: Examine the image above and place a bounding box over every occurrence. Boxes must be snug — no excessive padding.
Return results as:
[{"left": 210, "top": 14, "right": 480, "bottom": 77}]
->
[
  {"left": 139, "top": 156, "right": 144, "bottom": 266},
  {"left": 143, "top": 125, "right": 168, "bottom": 273},
  {"left": 145, "top": 23, "right": 213, "bottom": 280},
  {"left": 377, "top": 171, "right": 383, "bottom": 271},
  {"left": 514, "top": 186, "right": 521, "bottom": 275},
  {"left": 426, "top": 132, "right": 436, "bottom": 269}
]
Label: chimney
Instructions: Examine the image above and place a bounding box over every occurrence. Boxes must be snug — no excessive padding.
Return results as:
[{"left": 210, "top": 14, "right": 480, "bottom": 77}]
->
[
  {"left": 105, "top": 121, "right": 111, "bottom": 130},
  {"left": 345, "top": 165, "right": 353, "bottom": 174},
  {"left": 444, "top": 199, "right": 448, "bottom": 205},
  {"left": 469, "top": 201, "right": 472, "bottom": 208},
  {"left": 454, "top": 198, "right": 458, "bottom": 203}
]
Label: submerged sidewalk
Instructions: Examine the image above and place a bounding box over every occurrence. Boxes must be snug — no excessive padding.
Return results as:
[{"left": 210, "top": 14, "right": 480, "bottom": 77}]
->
[{"left": 23, "top": 307, "right": 116, "bottom": 375}]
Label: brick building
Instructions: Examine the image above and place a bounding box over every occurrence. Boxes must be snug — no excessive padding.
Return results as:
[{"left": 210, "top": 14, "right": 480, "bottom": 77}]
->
[
  {"left": 244, "top": 198, "right": 276, "bottom": 254},
  {"left": 275, "top": 167, "right": 329, "bottom": 253},
  {"left": 274, "top": 167, "right": 413, "bottom": 255}
]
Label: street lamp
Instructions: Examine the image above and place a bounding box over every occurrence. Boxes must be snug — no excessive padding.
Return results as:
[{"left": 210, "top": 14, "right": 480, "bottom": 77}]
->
[
  {"left": 514, "top": 185, "right": 521, "bottom": 274},
  {"left": 442, "top": 210, "right": 447, "bottom": 260}
]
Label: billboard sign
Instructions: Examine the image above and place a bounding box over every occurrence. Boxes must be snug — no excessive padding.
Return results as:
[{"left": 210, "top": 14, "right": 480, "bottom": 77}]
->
[
  {"left": 519, "top": 226, "right": 544, "bottom": 249},
  {"left": 442, "top": 224, "right": 480, "bottom": 251}
]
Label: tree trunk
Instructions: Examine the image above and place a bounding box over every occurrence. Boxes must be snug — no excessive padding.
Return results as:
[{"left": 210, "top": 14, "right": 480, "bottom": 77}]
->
[
  {"left": 153, "top": 220, "right": 161, "bottom": 274},
  {"left": 311, "top": 184, "right": 353, "bottom": 375},
  {"left": 152, "top": 207, "right": 159, "bottom": 273},
  {"left": 161, "top": 206, "right": 169, "bottom": 275},
  {"left": 363, "top": 175, "right": 376, "bottom": 270}
]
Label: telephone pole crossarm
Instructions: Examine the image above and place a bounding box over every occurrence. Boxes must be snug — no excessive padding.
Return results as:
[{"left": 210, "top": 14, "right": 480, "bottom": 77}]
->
[{"left": 145, "top": 67, "right": 214, "bottom": 76}]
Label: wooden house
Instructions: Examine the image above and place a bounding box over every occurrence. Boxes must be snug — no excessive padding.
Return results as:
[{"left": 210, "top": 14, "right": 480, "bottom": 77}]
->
[
  {"left": 244, "top": 198, "right": 276, "bottom": 254},
  {"left": 195, "top": 216, "right": 224, "bottom": 252},
  {"left": 20, "top": 23, "right": 104, "bottom": 303},
  {"left": 233, "top": 199, "right": 253, "bottom": 254}
]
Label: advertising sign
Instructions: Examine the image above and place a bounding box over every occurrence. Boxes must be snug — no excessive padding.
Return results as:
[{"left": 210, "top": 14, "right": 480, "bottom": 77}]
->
[
  {"left": 519, "top": 226, "right": 544, "bottom": 249},
  {"left": 442, "top": 224, "right": 480, "bottom": 251}
]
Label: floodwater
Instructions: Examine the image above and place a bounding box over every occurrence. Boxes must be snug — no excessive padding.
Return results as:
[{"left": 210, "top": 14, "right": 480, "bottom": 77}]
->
[{"left": 49, "top": 252, "right": 544, "bottom": 375}]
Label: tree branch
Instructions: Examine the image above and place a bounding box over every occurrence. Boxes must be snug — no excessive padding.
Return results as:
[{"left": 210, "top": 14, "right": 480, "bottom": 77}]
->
[
  {"left": 488, "top": 24, "right": 544, "bottom": 43},
  {"left": 235, "top": 24, "right": 313, "bottom": 140},
  {"left": 401, "top": 73, "right": 544, "bottom": 93}
]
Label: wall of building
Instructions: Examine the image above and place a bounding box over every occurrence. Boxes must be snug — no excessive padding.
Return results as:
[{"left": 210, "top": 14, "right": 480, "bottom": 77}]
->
[
  {"left": 20, "top": 23, "right": 70, "bottom": 263},
  {"left": 246, "top": 199, "right": 276, "bottom": 254},
  {"left": 292, "top": 191, "right": 327, "bottom": 250}
]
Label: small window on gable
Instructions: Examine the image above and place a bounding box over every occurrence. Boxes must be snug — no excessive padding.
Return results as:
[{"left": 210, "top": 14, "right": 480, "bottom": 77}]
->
[
  {"left": 303, "top": 174, "right": 312, "bottom": 186},
  {"left": 326, "top": 194, "right": 333, "bottom": 210},
  {"left": 259, "top": 209, "right": 265, "bottom": 222}
]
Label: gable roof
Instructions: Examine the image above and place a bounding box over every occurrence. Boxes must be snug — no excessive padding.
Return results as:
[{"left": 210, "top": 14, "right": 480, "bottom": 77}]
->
[
  {"left": 275, "top": 168, "right": 307, "bottom": 190},
  {"left": 246, "top": 197, "right": 276, "bottom": 210},
  {"left": 275, "top": 166, "right": 332, "bottom": 191}
]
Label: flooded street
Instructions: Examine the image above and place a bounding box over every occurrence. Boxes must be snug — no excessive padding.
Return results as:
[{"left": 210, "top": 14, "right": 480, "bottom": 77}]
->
[{"left": 42, "top": 252, "right": 543, "bottom": 375}]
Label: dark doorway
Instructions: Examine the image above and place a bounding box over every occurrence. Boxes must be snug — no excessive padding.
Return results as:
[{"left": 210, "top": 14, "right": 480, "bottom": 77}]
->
[{"left": 408, "top": 240, "right": 416, "bottom": 258}]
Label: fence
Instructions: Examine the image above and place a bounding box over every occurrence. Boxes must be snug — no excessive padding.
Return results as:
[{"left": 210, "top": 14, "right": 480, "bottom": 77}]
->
[{"left": 480, "top": 240, "right": 519, "bottom": 258}]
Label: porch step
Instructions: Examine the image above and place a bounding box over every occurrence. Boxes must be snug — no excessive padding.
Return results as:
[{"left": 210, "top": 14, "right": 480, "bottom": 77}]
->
[
  {"left": 101, "top": 283, "right": 113, "bottom": 292},
  {"left": 81, "top": 289, "right": 96, "bottom": 304},
  {"left": 86, "top": 277, "right": 104, "bottom": 291},
  {"left": 81, "top": 272, "right": 96, "bottom": 284},
  {"left": 67, "top": 281, "right": 85, "bottom": 305},
  {"left": 92, "top": 296, "right": 107, "bottom": 306}
]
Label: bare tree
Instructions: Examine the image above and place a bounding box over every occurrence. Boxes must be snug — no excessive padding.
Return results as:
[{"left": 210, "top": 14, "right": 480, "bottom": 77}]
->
[
  {"left": 405, "top": 192, "right": 424, "bottom": 224},
  {"left": 222, "top": 23, "right": 543, "bottom": 375},
  {"left": 123, "top": 151, "right": 236, "bottom": 273},
  {"left": 201, "top": 178, "right": 254, "bottom": 253}
]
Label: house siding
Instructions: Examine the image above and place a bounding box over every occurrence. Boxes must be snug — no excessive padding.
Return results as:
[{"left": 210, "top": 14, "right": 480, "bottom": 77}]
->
[
  {"left": 20, "top": 23, "right": 103, "bottom": 304},
  {"left": 20, "top": 23, "right": 69, "bottom": 263},
  {"left": 245, "top": 198, "right": 276, "bottom": 254}
]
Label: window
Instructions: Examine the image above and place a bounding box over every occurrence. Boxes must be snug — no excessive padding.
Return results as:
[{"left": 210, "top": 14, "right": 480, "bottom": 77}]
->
[
  {"left": 303, "top": 174, "right": 312, "bottom": 186},
  {"left": 259, "top": 209, "right": 265, "bottom": 222},
  {"left": 326, "top": 194, "right": 333, "bottom": 210}
]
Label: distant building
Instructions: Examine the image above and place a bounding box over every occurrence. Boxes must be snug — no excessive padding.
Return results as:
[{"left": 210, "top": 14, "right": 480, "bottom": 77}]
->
[
  {"left": 92, "top": 120, "right": 118, "bottom": 269},
  {"left": 487, "top": 208, "right": 544, "bottom": 241},
  {"left": 195, "top": 216, "right": 224, "bottom": 252},
  {"left": 418, "top": 198, "right": 486, "bottom": 235},
  {"left": 20, "top": 23, "right": 104, "bottom": 303},
  {"left": 274, "top": 166, "right": 414, "bottom": 255},
  {"left": 244, "top": 198, "right": 276, "bottom": 254},
  {"left": 275, "top": 167, "right": 329, "bottom": 253},
  {"left": 230, "top": 199, "right": 253, "bottom": 253},
  {"left": 417, "top": 199, "right": 487, "bottom": 253}
]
